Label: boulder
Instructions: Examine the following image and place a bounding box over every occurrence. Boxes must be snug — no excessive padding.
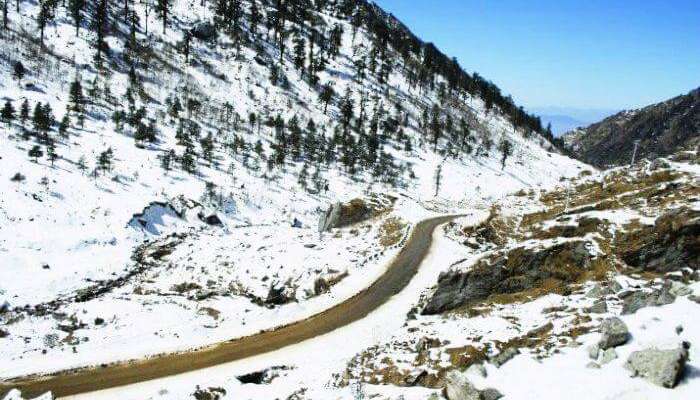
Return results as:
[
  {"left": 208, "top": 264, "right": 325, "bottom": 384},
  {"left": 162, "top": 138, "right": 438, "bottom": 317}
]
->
[
  {"left": 465, "top": 363, "right": 488, "bottom": 378},
  {"left": 625, "top": 345, "right": 689, "bottom": 388},
  {"left": 190, "top": 21, "right": 217, "bottom": 41},
  {"left": 445, "top": 371, "right": 502, "bottom": 400},
  {"left": 598, "top": 317, "right": 629, "bottom": 350},
  {"left": 423, "top": 240, "right": 594, "bottom": 314},
  {"left": 588, "top": 344, "right": 600, "bottom": 360},
  {"left": 444, "top": 370, "right": 481, "bottom": 400},
  {"left": 490, "top": 347, "right": 520, "bottom": 368}
]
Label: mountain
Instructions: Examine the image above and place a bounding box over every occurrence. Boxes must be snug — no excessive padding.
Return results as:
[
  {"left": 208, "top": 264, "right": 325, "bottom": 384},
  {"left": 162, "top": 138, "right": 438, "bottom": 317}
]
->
[
  {"left": 529, "top": 107, "right": 618, "bottom": 136},
  {"left": 563, "top": 88, "right": 700, "bottom": 167}
]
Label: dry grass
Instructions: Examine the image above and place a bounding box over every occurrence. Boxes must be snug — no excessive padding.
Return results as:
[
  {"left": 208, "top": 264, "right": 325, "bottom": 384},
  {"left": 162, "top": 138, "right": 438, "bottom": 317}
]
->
[{"left": 378, "top": 217, "right": 407, "bottom": 247}]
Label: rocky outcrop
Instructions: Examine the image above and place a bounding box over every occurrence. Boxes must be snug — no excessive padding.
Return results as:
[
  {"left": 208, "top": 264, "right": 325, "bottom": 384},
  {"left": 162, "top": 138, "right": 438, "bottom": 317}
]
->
[
  {"left": 318, "top": 195, "right": 395, "bottom": 232},
  {"left": 622, "top": 207, "right": 700, "bottom": 273},
  {"left": 422, "top": 240, "right": 595, "bottom": 315},
  {"left": 563, "top": 87, "right": 700, "bottom": 167},
  {"left": 625, "top": 344, "right": 690, "bottom": 388}
]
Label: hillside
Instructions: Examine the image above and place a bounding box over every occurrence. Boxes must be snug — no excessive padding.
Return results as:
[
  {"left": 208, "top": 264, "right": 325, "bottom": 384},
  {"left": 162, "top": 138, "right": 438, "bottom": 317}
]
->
[{"left": 564, "top": 88, "right": 700, "bottom": 167}]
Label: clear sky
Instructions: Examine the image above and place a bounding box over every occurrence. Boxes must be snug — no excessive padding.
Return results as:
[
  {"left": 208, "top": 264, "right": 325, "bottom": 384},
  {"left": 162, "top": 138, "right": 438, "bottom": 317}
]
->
[{"left": 373, "top": 0, "right": 700, "bottom": 110}]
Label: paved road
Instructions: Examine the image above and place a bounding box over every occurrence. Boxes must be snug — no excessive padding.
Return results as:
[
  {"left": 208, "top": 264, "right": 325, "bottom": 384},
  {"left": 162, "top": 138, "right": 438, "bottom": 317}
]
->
[{"left": 0, "top": 215, "right": 457, "bottom": 398}]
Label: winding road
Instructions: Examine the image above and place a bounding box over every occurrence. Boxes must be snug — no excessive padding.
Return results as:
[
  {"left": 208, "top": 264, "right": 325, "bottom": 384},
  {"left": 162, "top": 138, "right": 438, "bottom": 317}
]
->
[{"left": 0, "top": 215, "right": 458, "bottom": 398}]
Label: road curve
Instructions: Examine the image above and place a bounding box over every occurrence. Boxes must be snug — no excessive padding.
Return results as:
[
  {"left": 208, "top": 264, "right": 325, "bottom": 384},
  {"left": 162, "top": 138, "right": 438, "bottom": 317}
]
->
[{"left": 1, "top": 215, "right": 458, "bottom": 398}]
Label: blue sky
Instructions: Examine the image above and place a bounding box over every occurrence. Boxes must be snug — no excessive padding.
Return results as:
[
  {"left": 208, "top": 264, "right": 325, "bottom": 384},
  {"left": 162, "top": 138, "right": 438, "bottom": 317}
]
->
[{"left": 373, "top": 0, "right": 700, "bottom": 110}]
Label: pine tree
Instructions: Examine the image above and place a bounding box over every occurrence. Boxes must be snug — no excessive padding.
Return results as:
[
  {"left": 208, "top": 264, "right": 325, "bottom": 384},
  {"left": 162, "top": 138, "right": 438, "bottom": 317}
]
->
[
  {"left": 77, "top": 155, "right": 87, "bottom": 174},
  {"left": 1, "top": 100, "right": 15, "bottom": 124},
  {"left": 293, "top": 34, "right": 306, "bottom": 72},
  {"left": 319, "top": 83, "right": 334, "bottom": 114},
  {"left": 339, "top": 90, "right": 354, "bottom": 135},
  {"left": 37, "top": 0, "right": 55, "bottom": 46},
  {"left": 46, "top": 140, "right": 58, "bottom": 166},
  {"left": 156, "top": 0, "right": 169, "bottom": 33},
  {"left": 70, "top": 79, "right": 85, "bottom": 113},
  {"left": 19, "top": 99, "right": 29, "bottom": 126},
  {"left": 13, "top": 61, "right": 25, "bottom": 83},
  {"left": 499, "top": 138, "right": 513, "bottom": 170},
  {"left": 3, "top": 0, "right": 8, "bottom": 30},
  {"left": 160, "top": 149, "right": 173, "bottom": 172},
  {"left": 97, "top": 147, "right": 114, "bottom": 173},
  {"left": 181, "top": 146, "right": 197, "bottom": 173},
  {"left": 28, "top": 145, "right": 43, "bottom": 162},
  {"left": 58, "top": 113, "right": 70, "bottom": 137},
  {"left": 91, "top": 0, "right": 109, "bottom": 66},
  {"left": 69, "top": 0, "right": 85, "bottom": 36},
  {"left": 249, "top": 0, "right": 260, "bottom": 37}
]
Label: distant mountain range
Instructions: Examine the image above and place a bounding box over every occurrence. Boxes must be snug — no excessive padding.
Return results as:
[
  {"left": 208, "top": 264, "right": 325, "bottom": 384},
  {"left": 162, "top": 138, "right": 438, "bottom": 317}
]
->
[
  {"left": 562, "top": 88, "right": 700, "bottom": 167},
  {"left": 529, "top": 107, "right": 618, "bottom": 136}
]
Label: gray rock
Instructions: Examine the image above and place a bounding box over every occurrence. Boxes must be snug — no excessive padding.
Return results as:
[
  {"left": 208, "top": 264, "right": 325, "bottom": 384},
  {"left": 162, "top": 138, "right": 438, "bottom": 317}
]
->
[
  {"left": 588, "top": 344, "right": 600, "bottom": 360},
  {"left": 621, "top": 283, "right": 677, "bottom": 315},
  {"left": 481, "top": 388, "right": 504, "bottom": 400},
  {"left": 465, "top": 363, "right": 488, "bottom": 378},
  {"left": 600, "top": 348, "right": 618, "bottom": 365},
  {"left": 445, "top": 371, "right": 481, "bottom": 400},
  {"left": 598, "top": 317, "right": 629, "bottom": 350},
  {"left": 588, "top": 299, "right": 608, "bottom": 314},
  {"left": 668, "top": 281, "right": 692, "bottom": 297},
  {"left": 625, "top": 346, "right": 689, "bottom": 388},
  {"left": 586, "top": 361, "right": 601, "bottom": 369},
  {"left": 676, "top": 325, "right": 684, "bottom": 335},
  {"left": 190, "top": 21, "right": 217, "bottom": 41},
  {"left": 490, "top": 347, "right": 520, "bottom": 368}
]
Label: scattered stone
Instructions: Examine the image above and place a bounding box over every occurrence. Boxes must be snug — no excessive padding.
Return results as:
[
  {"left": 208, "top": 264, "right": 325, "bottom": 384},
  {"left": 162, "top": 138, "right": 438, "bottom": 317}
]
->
[
  {"left": 465, "top": 363, "right": 488, "bottom": 378},
  {"left": 600, "top": 348, "right": 618, "bottom": 365},
  {"left": 625, "top": 345, "right": 689, "bottom": 388},
  {"left": 586, "top": 361, "right": 601, "bottom": 369},
  {"left": 586, "top": 281, "right": 622, "bottom": 298},
  {"left": 588, "top": 344, "right": 600, "bottom": 360},
  {"left": 689, "top": 295, "right": 700, "bottom": 304},
  {"left": 481, "top": 388, "right": 504, "bottom": 400},
  {"left": 490, "top": 347, "right": 520, "bottom": 367},
  {"left": 598, "top": 317, "right": 629, "bottom": 350},
  {"left": 94, "top": 317, "right": 104, "bottom": 326},
  {"left": 676, "top": 325, "right": 684, "bottom": 335}
]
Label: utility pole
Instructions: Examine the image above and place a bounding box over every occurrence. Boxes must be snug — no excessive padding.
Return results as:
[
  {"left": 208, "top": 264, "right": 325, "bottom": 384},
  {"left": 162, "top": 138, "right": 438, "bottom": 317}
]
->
[{"left": 631, "top": 139, "right": 641, "bottom": 166}]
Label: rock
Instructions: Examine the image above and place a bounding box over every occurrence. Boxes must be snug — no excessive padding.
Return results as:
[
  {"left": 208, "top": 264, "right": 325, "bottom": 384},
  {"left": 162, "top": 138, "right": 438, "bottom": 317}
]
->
[
  {"left": 621, "top": 283, "right": 677, "bottom": 314},
  {"left": 588, "top": 299, "right": 608, "bottom": 314},
  {"left": 490, "top": 347, "right": 520, "bottom": 368},
  {"left": 650, "top": 158, "right": 671, "bottom": 170},
  {"left": 676, "top": 325, "right": 684, "bottom": 335},
  {"left": 444, "top": 370, "right": 481, "bottom": 400},
  {"left": 1, "top": 389, "right": 54, "bottom": 400},
  {"left": 598, "top": 317, "right": 629, "bottom": 350},
  {"left": 481, "top": 388, "right": 504, "bottom": 400},
  {"left": 600, "top": 348, "right": 618, "bottom": 365},
  {"left": 588, "top": 344, "right": 600, "bottom": 360},
  {"left": 190, "top": 21, "right": 217, "bottom": 41},
  {"left": 586, "top": 361, "right": 601, "bottom": 369},
  {"left": 689, "top": 295, "right": 700, "bottom": 304},
  {"left": 318, "top": 195, "right": 395, "bottom": 232},
  {"left": 465, "top": 363, "right": 488, "bottom": 378},
  {"left": 423, "top": 240, "right": 595, "bottom": 314},
  {"left": 625, "top": 345, "right": 689, "bottom": 388},
  {"left": 198, "top": 212, "right": 223, "bottom": 226},
  {"left": 668, "top": 281, "right": 692, "bottom": 297},
  {"left": 586, "top": 281, "right": 621, "bottom": 298}
]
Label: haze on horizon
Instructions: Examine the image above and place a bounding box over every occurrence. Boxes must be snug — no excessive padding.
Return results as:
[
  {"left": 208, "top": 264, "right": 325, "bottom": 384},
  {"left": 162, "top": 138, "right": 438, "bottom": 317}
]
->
[{"left": 374, "top": 0, "right": 700, "bottom": 113}]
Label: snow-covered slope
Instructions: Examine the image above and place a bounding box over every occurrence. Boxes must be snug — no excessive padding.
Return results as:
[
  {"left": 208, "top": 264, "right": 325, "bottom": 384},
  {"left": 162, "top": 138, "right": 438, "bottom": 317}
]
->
[{"left": 0, "top": 0, "right": 588, "bottom": 392}]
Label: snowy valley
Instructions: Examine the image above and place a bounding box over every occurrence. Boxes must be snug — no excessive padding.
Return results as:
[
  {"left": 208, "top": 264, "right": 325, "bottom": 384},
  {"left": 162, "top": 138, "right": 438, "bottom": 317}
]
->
[{"left": 0, "top": 1, "right": 698, "bottom": 400}]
